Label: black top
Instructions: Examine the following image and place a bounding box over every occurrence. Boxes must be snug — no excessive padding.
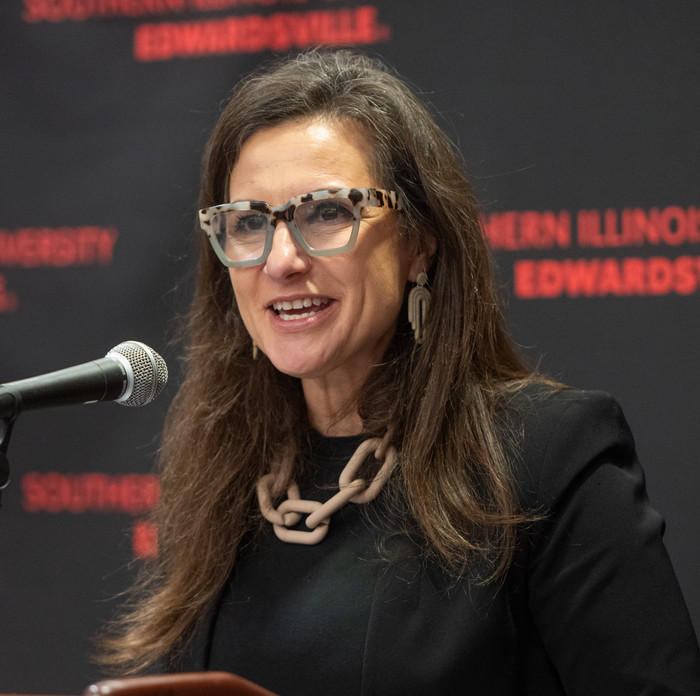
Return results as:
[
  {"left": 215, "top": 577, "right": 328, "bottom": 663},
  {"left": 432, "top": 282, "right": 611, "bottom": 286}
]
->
[
  {"left": 177, "top": 388, "right": 700, "bottom": 695},
  {"left": 209, "top": 432, "right": 376, "bottom": 694}
]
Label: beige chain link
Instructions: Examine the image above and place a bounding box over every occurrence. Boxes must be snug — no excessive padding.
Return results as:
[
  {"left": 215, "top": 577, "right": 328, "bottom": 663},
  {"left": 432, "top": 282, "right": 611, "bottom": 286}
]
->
[{"left": 256, "top": 431, "right": 397, "bottom": 545}]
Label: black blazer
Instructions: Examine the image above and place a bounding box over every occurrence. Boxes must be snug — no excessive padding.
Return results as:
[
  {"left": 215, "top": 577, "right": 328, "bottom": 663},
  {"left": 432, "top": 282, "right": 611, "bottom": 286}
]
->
[{"left": 174, "top": 388, "right": 700, "bottom": 695}]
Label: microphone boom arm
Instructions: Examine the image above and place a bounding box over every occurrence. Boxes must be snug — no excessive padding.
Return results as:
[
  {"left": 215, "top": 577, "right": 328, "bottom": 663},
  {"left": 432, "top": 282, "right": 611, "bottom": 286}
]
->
[
  {"left": 0, "top": 415, "right": 14, "bottom": 495},
  {"left": 0, "top": 340, "right": 167, "bottom": 500}
]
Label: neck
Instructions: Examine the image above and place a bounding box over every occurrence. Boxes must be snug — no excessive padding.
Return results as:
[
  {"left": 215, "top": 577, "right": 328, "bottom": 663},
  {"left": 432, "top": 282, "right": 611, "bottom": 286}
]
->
[{"left": 302, "top": 377, "right": 363, "bottom": 436}]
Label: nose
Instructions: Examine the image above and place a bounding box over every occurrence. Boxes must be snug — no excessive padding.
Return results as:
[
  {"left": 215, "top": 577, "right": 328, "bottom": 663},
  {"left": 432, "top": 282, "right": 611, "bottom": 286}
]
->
[{"left": 263, "top": 220, "right": 310, "bottom": 279}]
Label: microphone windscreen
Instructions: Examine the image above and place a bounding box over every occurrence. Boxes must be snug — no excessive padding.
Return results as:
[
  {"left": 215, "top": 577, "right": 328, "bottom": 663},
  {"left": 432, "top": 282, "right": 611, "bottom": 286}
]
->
[{"left": 107, "top": 341, "right": 168, "bottom": 407}]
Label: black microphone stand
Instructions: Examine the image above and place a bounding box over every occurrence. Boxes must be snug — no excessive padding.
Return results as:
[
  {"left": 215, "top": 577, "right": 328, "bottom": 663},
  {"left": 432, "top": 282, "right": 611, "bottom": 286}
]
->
[{"left": 0, "top": 393, "right": 19, "bottom": 504}]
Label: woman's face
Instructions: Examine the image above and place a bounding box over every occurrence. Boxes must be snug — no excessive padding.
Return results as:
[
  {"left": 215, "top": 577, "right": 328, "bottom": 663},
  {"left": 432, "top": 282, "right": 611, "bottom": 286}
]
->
[{"left": 226, "top": 118, "right": 426, "bottom": 397}]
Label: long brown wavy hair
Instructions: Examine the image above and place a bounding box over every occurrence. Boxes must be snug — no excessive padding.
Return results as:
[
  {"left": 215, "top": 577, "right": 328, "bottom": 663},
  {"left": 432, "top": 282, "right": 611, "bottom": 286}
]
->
[{"left": 98, "top": 48, "right": 540, "bottom": 674}]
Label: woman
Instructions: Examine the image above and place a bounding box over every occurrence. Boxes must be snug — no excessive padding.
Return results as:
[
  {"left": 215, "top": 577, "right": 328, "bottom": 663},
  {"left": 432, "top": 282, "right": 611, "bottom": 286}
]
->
[{"left": 99, "top": 49, "right": 700, "bottom": 694}]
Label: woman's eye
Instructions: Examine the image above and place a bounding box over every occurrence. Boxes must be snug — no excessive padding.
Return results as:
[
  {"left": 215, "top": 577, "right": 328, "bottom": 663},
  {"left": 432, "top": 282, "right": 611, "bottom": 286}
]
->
[
  {"left": 235, "top": 213, "right": 267, "bottom": 233},
  {"left": 318, "top": 203, "right": 340, "bottom": 220},
  {"left": 308, "top": 201, "right": 353, "bottom": 223}
]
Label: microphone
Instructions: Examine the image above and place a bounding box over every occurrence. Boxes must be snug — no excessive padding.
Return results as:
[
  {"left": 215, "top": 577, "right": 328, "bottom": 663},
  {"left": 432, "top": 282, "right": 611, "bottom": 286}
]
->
[{"left": 0, "top": 341, "right": 169, "bottom": 419}]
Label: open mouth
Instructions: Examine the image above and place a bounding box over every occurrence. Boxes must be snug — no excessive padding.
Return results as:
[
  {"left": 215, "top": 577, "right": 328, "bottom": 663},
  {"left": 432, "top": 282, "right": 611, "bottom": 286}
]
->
[{"left": 271, "top": 297, "right": 331, "bottom": 321}]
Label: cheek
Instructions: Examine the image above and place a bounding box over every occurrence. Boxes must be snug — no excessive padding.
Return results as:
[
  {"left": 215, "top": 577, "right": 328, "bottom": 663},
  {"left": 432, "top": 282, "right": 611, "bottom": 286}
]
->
[
  {"left": 359, "top": 253, "right": 410, "bottom": 321},
  {"left": 228, "top": 270, "right": 256, "bottom": 321},
  {"left": 372, "top": 237, "right": 412, "bottom": 290},
  {"left": 228, "top": 268, "right": 249, "bottom": 296}
]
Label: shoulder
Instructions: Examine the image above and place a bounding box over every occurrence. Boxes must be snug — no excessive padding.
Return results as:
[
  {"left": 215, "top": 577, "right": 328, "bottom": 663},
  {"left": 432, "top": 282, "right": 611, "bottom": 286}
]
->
[
  {"left": 502, "top": 382, "right": 628, "bottom": 434},
  {"left": 499, "top": 383, "right": 638, "bottom": 510},
  {"left": 499, "top": 385, "right": 700, "bottom": 691}
]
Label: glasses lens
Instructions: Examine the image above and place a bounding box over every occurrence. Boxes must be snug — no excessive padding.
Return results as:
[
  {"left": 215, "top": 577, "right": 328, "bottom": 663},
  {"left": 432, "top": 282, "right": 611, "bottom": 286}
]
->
[
  {"left": 294, "top": 198, "right": 356, "bottom": 250},
  {"left": 213, "top": 210, "right": 269, "bottom": 263}
]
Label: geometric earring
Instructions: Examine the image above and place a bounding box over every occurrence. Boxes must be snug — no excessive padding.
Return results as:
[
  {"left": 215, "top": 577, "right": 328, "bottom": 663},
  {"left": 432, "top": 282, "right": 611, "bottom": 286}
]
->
[{"left": 407, "top": 272, "right": 431, "bottom": 344}]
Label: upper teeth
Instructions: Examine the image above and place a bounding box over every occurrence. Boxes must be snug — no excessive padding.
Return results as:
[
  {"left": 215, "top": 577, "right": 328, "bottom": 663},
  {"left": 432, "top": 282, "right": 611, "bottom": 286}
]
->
[{"left": 273, "top": 297, "right": 328, "bottom": 311}]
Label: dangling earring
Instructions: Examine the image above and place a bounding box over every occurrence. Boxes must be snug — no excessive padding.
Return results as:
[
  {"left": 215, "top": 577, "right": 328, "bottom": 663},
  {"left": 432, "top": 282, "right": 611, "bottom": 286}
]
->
[
  {"left": 252, "top": 341, "right": 259, "bottom": 360},
  {"left": 408, "top": 272, "right": 430, "bottom": 344}
]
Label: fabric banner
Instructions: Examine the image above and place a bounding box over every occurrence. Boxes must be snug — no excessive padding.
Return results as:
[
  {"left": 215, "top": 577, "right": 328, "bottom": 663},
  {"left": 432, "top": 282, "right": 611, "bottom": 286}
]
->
[{"left": 1, "top": 1, "right": 698, "bottom": 692}]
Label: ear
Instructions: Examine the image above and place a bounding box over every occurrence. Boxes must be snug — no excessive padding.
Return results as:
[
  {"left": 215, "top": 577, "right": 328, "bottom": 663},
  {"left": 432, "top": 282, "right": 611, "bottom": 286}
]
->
[{"left": 408, "top": 234, "right": 437, "bottom": 282}]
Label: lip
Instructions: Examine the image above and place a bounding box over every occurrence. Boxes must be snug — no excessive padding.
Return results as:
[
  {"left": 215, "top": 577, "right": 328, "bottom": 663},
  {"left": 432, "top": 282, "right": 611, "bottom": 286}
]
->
[{"left": 266, "top": 295, "right": 336, "bottom": 330}]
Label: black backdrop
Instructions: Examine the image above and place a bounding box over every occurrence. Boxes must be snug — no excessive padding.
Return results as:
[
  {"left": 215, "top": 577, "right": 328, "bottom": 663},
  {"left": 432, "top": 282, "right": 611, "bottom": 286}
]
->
[{"left": 1, "top": 2, "right": 698, "bottom": 693}]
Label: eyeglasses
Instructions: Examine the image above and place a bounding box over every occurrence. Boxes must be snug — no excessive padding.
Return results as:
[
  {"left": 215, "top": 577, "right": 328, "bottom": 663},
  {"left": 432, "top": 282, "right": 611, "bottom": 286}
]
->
[{"left": 199, "top": 187, "right": 402, "bottom": 268}]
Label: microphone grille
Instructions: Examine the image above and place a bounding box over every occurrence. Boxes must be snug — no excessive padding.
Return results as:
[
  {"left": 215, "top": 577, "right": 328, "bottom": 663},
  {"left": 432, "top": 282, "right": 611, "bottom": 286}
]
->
[{"left": 108, "top": 341, "right": 168, "bottom": 407}]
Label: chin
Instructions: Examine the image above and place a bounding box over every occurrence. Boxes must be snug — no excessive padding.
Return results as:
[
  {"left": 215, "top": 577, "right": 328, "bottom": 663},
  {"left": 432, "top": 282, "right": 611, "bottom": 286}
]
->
[{"left": 265, "top": 350, "right": 327, "bottom": 380}]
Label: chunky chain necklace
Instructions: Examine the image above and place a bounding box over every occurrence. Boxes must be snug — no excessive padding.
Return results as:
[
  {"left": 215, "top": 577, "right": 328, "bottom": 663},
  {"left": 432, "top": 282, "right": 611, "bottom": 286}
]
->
[{"left": 256, "top": 430, "right": 397, "bottom": 545}]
